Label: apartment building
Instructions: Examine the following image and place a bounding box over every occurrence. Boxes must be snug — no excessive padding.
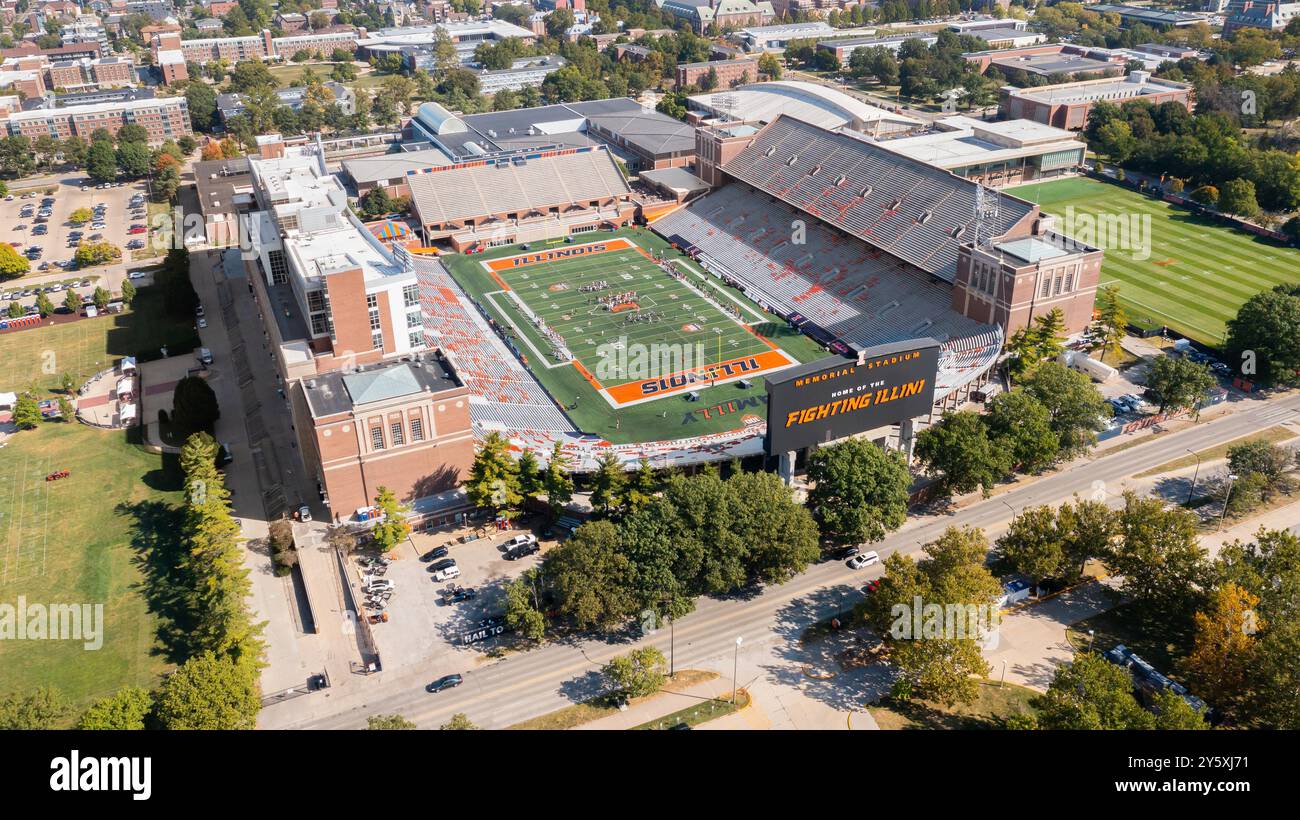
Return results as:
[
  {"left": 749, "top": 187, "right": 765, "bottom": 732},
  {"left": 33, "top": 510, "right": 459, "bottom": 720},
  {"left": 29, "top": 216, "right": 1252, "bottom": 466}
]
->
[
  {"left": 999, "top": 71, "right": 1194, "bottom": 130},
  {"left": 2, "top": 93, "right": 190, "bottom": 146},
  {"left": 151, "top": 28, "right": 358, "bottom": 66},
  {"left": 676, "top": 56, "right": 759, "bottom": 89}
]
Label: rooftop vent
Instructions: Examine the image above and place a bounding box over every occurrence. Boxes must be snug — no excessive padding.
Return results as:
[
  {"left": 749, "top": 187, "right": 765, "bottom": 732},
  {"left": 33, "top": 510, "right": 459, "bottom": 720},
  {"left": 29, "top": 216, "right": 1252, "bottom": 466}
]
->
[{"left": 786, "top": 154, "right": 798, "bottom": 166}]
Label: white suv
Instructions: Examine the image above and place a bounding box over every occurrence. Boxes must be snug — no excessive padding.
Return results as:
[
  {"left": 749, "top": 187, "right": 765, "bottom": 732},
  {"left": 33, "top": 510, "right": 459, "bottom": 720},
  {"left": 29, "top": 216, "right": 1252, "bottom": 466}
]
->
[{"left": 433, "top": 566, "right": 461, "bottom": 582}]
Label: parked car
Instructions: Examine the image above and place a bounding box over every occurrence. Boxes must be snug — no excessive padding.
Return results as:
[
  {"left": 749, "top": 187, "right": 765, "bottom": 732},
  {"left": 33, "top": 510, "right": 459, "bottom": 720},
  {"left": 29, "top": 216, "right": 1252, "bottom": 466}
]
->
[
  {"left": 421, "top": 546, "right": 450, "bottom": 562},
  {"left": 829, "top": 545, "right": 860, "bottom": 561},
  {"left": 433, "top": 566, "right": 461, "bottom": 582},
  {"left": 501, "top": 533, "right": 537, "bottom": 552},
  {"left": 426, "top": 674, "right": 463, "bottom": 693},
  {"left": 364, "top": 579, "right": 394, "bottom": 593},
  {"left": 443, "top": 586, "right": 477, "bottom": 604},
  {"left": 427, "top": 558, "right": 457, "bottom": 573},
  {"left": 847, "top": 551, "right": 880, "bottom": 569}
]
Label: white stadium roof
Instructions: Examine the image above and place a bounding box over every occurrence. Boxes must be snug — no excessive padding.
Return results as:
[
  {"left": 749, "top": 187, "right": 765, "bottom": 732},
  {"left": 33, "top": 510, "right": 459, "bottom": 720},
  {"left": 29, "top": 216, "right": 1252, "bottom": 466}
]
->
[{"left": 688, "top": 80, "right": 922, "bottom": 135}]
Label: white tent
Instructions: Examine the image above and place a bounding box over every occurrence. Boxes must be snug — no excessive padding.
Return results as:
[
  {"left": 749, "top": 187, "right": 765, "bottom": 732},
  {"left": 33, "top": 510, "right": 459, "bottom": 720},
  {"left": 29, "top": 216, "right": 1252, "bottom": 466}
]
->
[
  {"left": 119, "top": 403, "right": 137, "bottom": 423},
  {"left": 119, "top": 356, "right": 137, "bottom": 373},
  {"left": 0, "top": 391, "right": 16, "bottom": 410},
  {"left": 115, "top": 378, "right": 134, "bottom": 398}
]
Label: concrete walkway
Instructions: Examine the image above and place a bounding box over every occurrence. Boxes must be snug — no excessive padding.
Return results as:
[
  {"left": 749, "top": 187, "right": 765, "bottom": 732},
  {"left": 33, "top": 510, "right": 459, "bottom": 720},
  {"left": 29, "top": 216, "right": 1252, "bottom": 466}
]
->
[{"left": 574, "top": 675, "right": 736, "bottom": 731}]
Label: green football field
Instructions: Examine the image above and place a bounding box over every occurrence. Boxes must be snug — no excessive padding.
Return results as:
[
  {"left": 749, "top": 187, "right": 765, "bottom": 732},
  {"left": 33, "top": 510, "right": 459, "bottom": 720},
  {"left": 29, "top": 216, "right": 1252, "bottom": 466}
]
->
[
  {"left": 1010, "top": 177, "right": 1300, "bottom": 346},
  {"left": 442, "top": 229, "right": 826, "bottom": 444}
]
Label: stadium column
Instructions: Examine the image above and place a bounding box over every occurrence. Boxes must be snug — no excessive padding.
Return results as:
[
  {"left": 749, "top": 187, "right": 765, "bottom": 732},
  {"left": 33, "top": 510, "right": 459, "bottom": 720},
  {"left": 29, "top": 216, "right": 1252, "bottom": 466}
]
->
[
  {"left": 779, "top": 450, "right": 797, "bottom": 486},
  {"left": 899, "top": 418, "right": 916, "bottom": 466}
]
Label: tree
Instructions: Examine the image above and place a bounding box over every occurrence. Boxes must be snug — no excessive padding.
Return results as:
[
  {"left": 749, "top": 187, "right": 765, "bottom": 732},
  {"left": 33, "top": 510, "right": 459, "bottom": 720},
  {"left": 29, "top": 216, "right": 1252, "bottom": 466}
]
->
[
  {"left": 121, "top": 279, "right": 137, "bottom": 306},
  {"left": 69, "top": 207, "right": 94, "bottom": 225},
  {"left": 92, "top": 286, "right": 111, "bottom": 312},
  {"left": 228, "top": 59, "right": 277, "bottom": 92},
  {"left": 172, "top": 375, "right": 220, "bottom": 438},
  {"left": 601, "top": 647, "right": 667, "bottom": 699},
  {"left": 116, "top": 124, "right": 149, "bottom": 145},
  {"left": 517, "top": 448, "right": 543, "bottom": 502},
  {"left": 589, "top": 451, "right": 626, "bottom": 516},
  {"left": 177, "top": 135, "right": 198, "bottom": 155},
  {"left": 1146, "top": 355, "right": 1215, "bottom": 413},
  {"left": 1180, "top": 583, "right": 1260, "bottom": 723},
  {"left": 1032, "top": 652, "right": 1155, "bottom": 729},
  {"left": 806, "top": 437, "right": 910, "bottom": 546},
  {"left": 758, "top": 51, "right": 782, "bottom": 80},
  {"left": 370, "top": 486, "right": 410, "bottom": 553},
  {"left": 1094, "top": 119, "right": 1137, "bottom": 164},
  {"left": 503, "top": 570, "right": 547, "bottom": 641},
  {"left": 12, "top": 394, "right": 41, "bottom": 430},
  {"left": 1109, "top": 492, "right": 1207, "bottom": 618},
  {"left": 1217, "top": 178, "right": 1261, "bottom": 219},
  {"left": 863, "top": 527, "right": 999, "bottom": 707},
  {"left": 62, "top": 289, "right": 82, "bottom": 314},
  {"left": 154, "top": 652, "right": 260, "bottom": 729},
  {"left": 440, "top": 713, "right": 478, "bottom": 730},
  {"left": 35, "top": 291, "right": 54, "bottom": 318},
  {"left": 543, "top": 520, "right": 637, "bottom": 631},
  {"left": 541, "top": 441, "right": 573, "bottom": 508},
  {"left": 74, "top": 242, "right": 122, "bottom": 268},
  {"left": 1225, "top": 284, "right": 1300, "bottom": 387},
  {"left": 1021, "top": 362, "right": 1110, "bottom": 458},
  {"left": 0, "top": 243, "right": 31, "bottom": 279},
  {"left": 57, "top": 396, "right": 74, "bottom": 422},
  {"left": 914, "top": 410, "right": 1009, "bottom": 497},
  {"left": 997, "top": 505, "right": 1069, "bottom": 589},
  {"left": 0, "top": 686, "right": 69, "bottom": 729},
  {"left": 1095, "top": 285, "right": 1128, "bottom": 363},
  {"left": 86, "top": 139, "right": 118, "bottom": 182},
  {"left": 366, "top": 714, "right": 416, "bottom": 730},
  {"left": 1226, "top": 438, "right": 1291, "bottom": 491},
  {"left": 78, "top": 687, "right": 152, "bottom": 730},
  {"left": 465, "top": 432, "right": 521, "bottom": 515},
  {"left": 984, "top": 390, "right": 1060, "bottom": 473},
  {"left": 619, "top": 458, "right": 659, "bottom": 514}
]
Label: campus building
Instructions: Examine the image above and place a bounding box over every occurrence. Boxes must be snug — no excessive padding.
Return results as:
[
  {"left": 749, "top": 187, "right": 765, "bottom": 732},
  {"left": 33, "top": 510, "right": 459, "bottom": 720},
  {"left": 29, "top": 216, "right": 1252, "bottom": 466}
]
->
[
  {"left": 675, "top": 56, "right": 760, "bottom": 90},
  {"left": 998, "top": 71, "right": 1194, "bottom": 130},
  {"left": 1, "top": 93, "right": 190, "bottom": 146},
  {"left": 294, "top": 353, "right": 476, "bottom": 521},
  {"left": 877, "top": 116, "right": 1086, "bottom": 188},
  {"left": 244, "top": 136, "right": 427, "bottom": 378},
  {"left": 660, "top": 0, "right": 776, "bottom": 35}
]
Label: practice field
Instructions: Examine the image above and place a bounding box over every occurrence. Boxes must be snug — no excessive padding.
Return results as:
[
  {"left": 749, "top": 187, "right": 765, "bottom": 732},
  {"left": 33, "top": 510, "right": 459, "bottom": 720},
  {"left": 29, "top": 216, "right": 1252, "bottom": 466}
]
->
[
  {"left": 443, "top": 229, "right": 826, "bottom": 443},
  {"left": 1011, "top": 177, "right": 1300, "bottom": 346},
  {"left": 0, "top": 424, "right": 182, "bottom": 712}
]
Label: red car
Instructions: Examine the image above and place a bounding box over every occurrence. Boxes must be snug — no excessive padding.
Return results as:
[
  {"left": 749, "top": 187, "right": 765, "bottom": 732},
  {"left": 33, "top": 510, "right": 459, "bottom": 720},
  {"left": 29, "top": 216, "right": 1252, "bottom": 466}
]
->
[{"left": 127, "top": 226, "right": 147, "bottom": 235}]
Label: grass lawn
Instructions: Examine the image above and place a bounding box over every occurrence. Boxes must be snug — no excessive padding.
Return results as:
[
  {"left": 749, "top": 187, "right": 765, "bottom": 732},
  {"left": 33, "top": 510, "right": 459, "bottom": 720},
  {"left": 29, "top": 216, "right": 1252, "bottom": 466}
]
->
[
  {"left": 1066, "top": 599, "right": 1194, "bottom": 676},
  {"left": 0, "top": 422, "right": 185, "bottom": 711},
  {"left": 441, "top": 228, "right": 827, "bottom": 444},
  {"left": 632, "top": 690, "right": 748, "bottom": 729},
  {"left": 0, "top": 287, "right": 199, "bottom": 393},
  {"left": 869, "top": 681, "right": 1040, "bottom": 729},
  {"left": 508, "top": 669, "right": 718, "bottom": 729},
  {"left": 1009, "top": 177, "right": 1300, "bottom": 347}
]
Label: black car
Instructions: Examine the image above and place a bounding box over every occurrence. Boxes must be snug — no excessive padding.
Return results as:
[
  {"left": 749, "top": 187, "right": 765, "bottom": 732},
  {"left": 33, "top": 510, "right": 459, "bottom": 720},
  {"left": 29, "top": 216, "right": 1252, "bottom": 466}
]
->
[
  {"left": 426, "top": 674, "right": 463, "bottom": 693},
  {"left": 829, "top": 545, "right": 860, "bottom": 561},
  {"left": 421, "top": 546, "right": 450, "bottom": 562},
  {"left": 427, "top": 557, "right": 457, "bottom": 573},
  {"left": 444, "top": 587, "right": 477, "bottom": 604}
]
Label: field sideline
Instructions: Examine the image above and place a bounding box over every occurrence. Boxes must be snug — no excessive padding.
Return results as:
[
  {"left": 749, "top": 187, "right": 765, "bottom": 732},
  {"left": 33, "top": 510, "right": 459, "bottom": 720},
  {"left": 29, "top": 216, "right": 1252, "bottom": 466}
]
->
[{"left": 1010, "top": 177, "right": 1300, "bottom": 346}]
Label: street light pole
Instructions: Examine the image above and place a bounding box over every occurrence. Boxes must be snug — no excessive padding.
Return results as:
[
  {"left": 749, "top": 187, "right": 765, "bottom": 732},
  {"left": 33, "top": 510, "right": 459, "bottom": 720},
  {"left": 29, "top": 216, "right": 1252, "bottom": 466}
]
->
[
  {"left": 1185, "top": 448, "right": 1201, "bottom": 505},
  {"left": 1001, "top": 500, "right": 1016, "bottom": 522},
  {"left": 732, "top": 636, "right": 743, "bottom": 705},
  {"left": 669, "top": 615, "right": 675, "bottom": 679},
  {"left": 1219, "top": 473, "right": 1238, "bottom": 529}
]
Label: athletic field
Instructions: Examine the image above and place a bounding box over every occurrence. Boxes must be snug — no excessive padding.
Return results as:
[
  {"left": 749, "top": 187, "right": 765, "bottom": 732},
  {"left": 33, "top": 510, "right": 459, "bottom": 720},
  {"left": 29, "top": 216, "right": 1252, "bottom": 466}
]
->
[
  {"left": 1011, "top": 177, "right": 1300, "bottom": 346},
  {"left": 443, "top": 230, "right": 825, "bottom": 443}
]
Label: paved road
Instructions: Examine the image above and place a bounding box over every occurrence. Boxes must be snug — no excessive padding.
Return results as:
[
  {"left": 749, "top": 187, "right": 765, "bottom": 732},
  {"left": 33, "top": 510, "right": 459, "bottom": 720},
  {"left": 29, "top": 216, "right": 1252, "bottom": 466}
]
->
[{"left": 260, "top": 391, "right": 1300, "bottom": 729}]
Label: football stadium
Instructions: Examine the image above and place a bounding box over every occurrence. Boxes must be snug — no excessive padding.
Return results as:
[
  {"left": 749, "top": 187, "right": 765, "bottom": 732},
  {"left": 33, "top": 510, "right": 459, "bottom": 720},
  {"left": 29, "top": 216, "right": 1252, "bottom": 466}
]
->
[{"left": 407, "top": 114, "right": 1098, "bottom": 470}]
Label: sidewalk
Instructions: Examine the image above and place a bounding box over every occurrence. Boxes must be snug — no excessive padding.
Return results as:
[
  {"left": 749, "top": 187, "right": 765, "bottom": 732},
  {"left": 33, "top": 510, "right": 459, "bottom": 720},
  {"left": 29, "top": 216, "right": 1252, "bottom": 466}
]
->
[{"left": 574, "top": 675, "right": 737, "bottom": 731}]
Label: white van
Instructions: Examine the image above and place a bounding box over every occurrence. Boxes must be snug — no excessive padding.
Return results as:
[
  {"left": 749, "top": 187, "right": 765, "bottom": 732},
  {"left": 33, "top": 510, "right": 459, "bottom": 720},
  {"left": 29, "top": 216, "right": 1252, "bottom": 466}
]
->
[{"left": 198, "top": 347, "right": 213, "bottom": 365}]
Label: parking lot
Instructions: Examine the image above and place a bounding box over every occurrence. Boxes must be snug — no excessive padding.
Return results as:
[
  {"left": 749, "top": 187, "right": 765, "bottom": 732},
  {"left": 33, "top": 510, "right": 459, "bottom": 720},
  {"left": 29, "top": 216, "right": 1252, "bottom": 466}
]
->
[
  {"left": 356, "top": 525, "right": 551, "bottom": 678},
  {"left": 2, "top": 177, "right": 151, "bottom": 310}
]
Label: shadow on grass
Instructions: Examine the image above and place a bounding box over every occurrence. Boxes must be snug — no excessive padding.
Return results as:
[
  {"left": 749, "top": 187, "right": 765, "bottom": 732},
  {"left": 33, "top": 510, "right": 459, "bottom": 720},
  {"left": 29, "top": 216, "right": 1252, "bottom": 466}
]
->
[{"left": 117, "top": 498, "right": 196, "bottom": 666}]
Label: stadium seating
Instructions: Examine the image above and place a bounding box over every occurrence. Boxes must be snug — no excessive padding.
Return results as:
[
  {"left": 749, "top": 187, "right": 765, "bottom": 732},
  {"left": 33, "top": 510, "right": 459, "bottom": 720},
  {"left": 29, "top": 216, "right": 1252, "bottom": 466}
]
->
[
  {"left": 653, "top": 182, "right": 1002, "bottom": 399},
  {"left": 720, "top": 116, "right": 1037, "bottom": 283}
]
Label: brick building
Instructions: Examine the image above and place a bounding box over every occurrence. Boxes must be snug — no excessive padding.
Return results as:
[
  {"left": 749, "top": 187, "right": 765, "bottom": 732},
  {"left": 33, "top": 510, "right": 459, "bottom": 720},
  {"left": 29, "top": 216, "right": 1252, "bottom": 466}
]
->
[
  {"left": 676, "top": 56, "right": 759, "bottom": 89},
  {"left": 999, "top": 71, "right": 1194, "bottom": 130},
  {"left": 295, "top": 354, "right": 476, "bottom": 518},
  {"left": 3, "top": 94, "right": 190, "bottom": 146}
]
